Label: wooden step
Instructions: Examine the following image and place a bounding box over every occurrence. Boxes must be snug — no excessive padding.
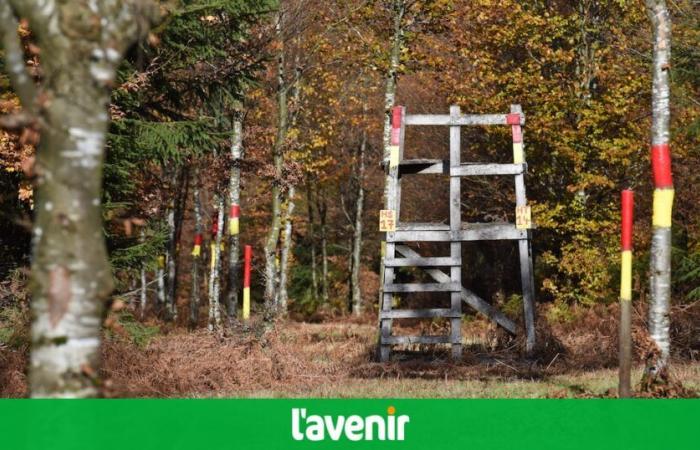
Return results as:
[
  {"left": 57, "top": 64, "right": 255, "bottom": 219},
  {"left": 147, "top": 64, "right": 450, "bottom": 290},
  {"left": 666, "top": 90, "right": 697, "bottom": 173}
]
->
[
  {"left": 382, "top": 335, "right": 452, "bottom": 345},
  {"left": 389, "top": 223, "right": 527, "bottom": 242},
  {"left": 450, "top": 163, "right": 526, "bottom": 177},
  {"left": 383, "top": 282, "right": 462, "bottom": 293},
  {"left": 384, "top": 257, "right": 461, "bottom": 267},
  {"left": 380, "top": 308, "right": 460, "bottom": 319}
]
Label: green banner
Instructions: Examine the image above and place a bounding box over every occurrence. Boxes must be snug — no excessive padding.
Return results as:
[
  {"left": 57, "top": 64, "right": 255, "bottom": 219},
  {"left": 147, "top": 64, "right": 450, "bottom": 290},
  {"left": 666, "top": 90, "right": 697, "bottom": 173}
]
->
[{"left": 1, "top": 399, "right": 697, "bottom": 450}]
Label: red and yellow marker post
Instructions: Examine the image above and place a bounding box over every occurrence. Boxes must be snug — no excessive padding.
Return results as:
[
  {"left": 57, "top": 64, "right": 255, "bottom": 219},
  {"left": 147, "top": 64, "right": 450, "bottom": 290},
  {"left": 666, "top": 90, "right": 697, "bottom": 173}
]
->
[
  {"left": 507, "top": 112, "right": 524, "bottom": 164},
  {"left": 243, "top": 244, "right": 252, "bottom": 321},
  {"left": 651, "top": 143, "right": 674, "bottom": 228},
  {"left": 619, "top": 189, "right": 634, "bottom": 397}
]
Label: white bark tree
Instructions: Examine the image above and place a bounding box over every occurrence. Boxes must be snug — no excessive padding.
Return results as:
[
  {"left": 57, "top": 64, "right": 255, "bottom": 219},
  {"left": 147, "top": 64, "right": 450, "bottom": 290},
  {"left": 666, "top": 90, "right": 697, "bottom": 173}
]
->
[{"left": 0, "top": 0, "right": 156, "bottom": 397}]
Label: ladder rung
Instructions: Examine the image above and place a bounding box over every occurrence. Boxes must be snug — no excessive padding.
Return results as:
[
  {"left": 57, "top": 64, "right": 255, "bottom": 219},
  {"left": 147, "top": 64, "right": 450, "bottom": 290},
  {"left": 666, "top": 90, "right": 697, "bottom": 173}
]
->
[
  {"left": 383, "top": 335, "right": 451, "bottom": 345},
  {"left": 384, "top": 257, "right": 461, "bottom": 267},
  {"left": 450, "top": 163, "right": 525, "bottom": 177},
  {"left": 389, "top": 224, "right": 527, "bottom": 242},
  {"left": 380, "top": 308, "right": 460, "bottom": 319},
  {"left": 383, "top": 283, "right": 461, "bottom": 293},
  {"left": 397, "top": 222, "right": 449, "bottom": 231}
]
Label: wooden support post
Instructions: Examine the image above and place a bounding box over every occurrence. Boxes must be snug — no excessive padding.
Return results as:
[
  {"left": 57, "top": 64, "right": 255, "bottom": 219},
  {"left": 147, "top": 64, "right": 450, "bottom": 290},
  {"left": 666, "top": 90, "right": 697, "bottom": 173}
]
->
[
  {"left": 449, "top": 105, "right": 462, "bottom": 359},
  {"left": 380, "top": 106, "right": 404, "bottom": 362},
  {"left": 243, "top": 244, "right": 251, "bottom": 321},
  {"left": 619, "top": 189, "right": 634, "bottom": 397},
  {"left": 511, "top": 104, "right": 536, "bottom": 354}
]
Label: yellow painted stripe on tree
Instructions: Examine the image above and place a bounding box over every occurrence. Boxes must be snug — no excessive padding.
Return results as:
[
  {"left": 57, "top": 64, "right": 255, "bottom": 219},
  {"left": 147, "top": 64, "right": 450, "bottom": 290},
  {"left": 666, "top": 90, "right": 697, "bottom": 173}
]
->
[
  {"left": 652, "top": 189, "right": 674, "bottom": 228},
  {"left": 157, "top": 255, "right": 166, "bottom": 269},
  {"left": 210, "top": 243, "right": 216, "bottom": 269},
  {"left": 229, "top": 218, "right": 239, "bottom": 236},
  {"left": 191, "top": 245, "right": 201, "bottom": 257},
  {"left": 620, "top": 250, "right": 632, "bottom": 301},
  {"left": 242, "top": 287, "right": 250, "bottom": 321},
  {"left": 513, "top": 142, "right": 524, "bottom": 164}
]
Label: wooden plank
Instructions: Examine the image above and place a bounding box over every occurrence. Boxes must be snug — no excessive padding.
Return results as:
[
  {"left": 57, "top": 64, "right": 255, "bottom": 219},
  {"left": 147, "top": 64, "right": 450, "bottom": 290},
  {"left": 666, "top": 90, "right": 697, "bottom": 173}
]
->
[
  {"left": 383, "top": 282, "right": 461, "bottom": 293},
  {"left": 397, "top": 222, "right": 449, "bottom": 231},
  {"left": 449, "top": 105, "right": 463, "bottom": 360},
  {"left": 511, "top": 104, "right": 536, "bottom": 354},
  {"left": 383, "top": 335, "right": 451, "bottom": 345},
  {"left": 451, "top": 163, "right": 525, "bottom": 177},
  {"left": 404, "top": 114, "right": 525, "bottom": 127},
  {"left": 380, "top": 308, "right": 460, "bottom": 319},
  {"left": 399, "top": 159, "right": 447, "bottom": 176},
  {"left": 384, "top": 257, "right": 461, "bottom": 267},
  {"left": 394, "top": 245, "right": 518, "bottom": 335},
  {"left": 389, "top": 223, "right": 527, "bottom": 242}
]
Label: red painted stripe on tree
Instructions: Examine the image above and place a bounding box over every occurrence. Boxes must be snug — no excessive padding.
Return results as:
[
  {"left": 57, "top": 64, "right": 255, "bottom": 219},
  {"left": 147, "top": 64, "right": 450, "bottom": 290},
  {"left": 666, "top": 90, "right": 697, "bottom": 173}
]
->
[
  {"left": 651, "top": 143, "right": 673, "bottom": 188},
  {"left": 243, "top": 245, "right": 252, "bottom": 288},
  {"left": 506, "top": 113, "right": 520, "bottom": 125},
  {"left": 211, "top": 221, "right": 218, "bottom": 237},
  {"left": 621, "top": 189, "right": 634, "bottom": 251},
  {"left": 194, "top": 233, "right": 203, "bottom": 246},
  {"left": 230, "top": 204, "right": 241, "bottom": 218}
]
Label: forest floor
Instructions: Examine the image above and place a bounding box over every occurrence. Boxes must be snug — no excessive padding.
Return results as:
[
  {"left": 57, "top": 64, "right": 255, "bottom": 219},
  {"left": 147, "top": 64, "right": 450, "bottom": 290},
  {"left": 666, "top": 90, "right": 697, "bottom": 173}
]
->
[{"left": 2, "top": 303, "right": 699, "bottom": 398}]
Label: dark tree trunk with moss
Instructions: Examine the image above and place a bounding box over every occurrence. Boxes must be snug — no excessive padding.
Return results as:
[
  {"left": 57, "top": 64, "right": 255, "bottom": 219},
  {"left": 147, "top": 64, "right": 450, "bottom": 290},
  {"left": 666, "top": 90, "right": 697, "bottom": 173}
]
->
[{"left": 0, "top": 0, "right": 155, "bottom": 397}]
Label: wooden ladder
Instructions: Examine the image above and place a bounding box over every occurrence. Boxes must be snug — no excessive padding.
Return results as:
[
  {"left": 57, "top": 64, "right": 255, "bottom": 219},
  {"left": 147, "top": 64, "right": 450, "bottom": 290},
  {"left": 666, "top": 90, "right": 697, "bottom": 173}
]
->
[{"left": 379, "top": 104, "right": 536, "bottom": 362}]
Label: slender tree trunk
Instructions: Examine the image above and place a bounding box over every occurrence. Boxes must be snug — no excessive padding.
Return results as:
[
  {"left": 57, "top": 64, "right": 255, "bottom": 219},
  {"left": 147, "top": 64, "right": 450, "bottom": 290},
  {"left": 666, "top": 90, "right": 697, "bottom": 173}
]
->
[
  {"left": 306, "top": 182, "right": 318, "bottom": 303},
  {"left": 317, "top": 188, "right": 329, "bottom": 304},
  {"left": 208, "top": 197, "right": 224, "bottom": 331},
  {"left": 264, "top": 12, "right": 288, "bottom": 313},
  {"left": 278, "top": 186, "right": 296, "bottom": 311},
  {"left": 140, "top": 230, "right": 148, "bottom": 318},
  {"left": 225, "top": 114, "right": 243, "bottom": 322},
  {"left": 379, "top": 0, "right": 405, "bottom": 309},
  {"left": 351, "top": 131, "right": 367, "bottom": 316},
  {"left": 190, "top": 178, "right": 203, "bottom": 328},
  {"left": 644, "top": 0, "right": 674, "bottom": 380},
  {"left": 0, "top": 0, "right": 155, "bottom": 397},
  {"left": 165, "top": 167, "right": 188, "bottom": 321}
]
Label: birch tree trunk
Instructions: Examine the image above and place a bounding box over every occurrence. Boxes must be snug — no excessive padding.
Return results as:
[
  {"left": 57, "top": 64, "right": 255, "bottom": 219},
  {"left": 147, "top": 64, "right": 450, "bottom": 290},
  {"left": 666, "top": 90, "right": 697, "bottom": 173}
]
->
[
  {"left": 645, "top": 0, "right": 674, "bottom": 379},
  {"left": 351, "top": 131, "right": 367, "bottom": 316},
  {"left": 379, "top": 0, "right": 405, "bottom": 308},
  {"left": 208, "top": 197, "right": 224, "bottom": 331},
  {"left": 263, "top": 12, "right": 288, "bottom": 313},
  {"left": 139, "top": 230, "right": 147, "bottom": 318},
  {"left": 225, "top": 114, "right": 243, "bottom": 322},
  {"left": 0, "top": 0, "right": 155, "bottom": 397},
  {"left": 190, "top": 179, "right": 203, "bottom": 328}
]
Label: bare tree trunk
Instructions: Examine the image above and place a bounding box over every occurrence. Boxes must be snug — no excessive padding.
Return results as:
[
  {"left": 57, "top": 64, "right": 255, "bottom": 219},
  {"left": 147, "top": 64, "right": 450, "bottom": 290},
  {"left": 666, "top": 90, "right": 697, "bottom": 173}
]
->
[
  {"left": 644, "top": 0, "right": 674, "bottom": 380},
  {"left": 225, "top": 114, "right": 243, "bottom": 322},
  {"left": 0, "top": 0, "right": 155, "bottom": 397},
  {"left": 379, "top": 0, "right": 406, "bottom": 309},
  {"left": 277, "top": 186, "right": 296, "bottom": 312},
  {"left": 317, "top": 188, "right": 329, "bottom": 304},
  {"left": 139, "top": 230, "right": 148, "bottom": 318},
  {"left": 190, "top": 179, "right": 203, "bottom": 328},
  {"left": 208, "top": 197, "right": 224, "bottom": 331},
  {"left": 351, "top": 131, "right": 367, "bottom": 316},
  {"left": 164, "top": 167, "right": 188, "bottom": 321},
  {"left": 306, "top": 182, "right": 318, "bottom": 303},
  {"left": 264, "top": 12, "right": 288, "bottom": 314}
]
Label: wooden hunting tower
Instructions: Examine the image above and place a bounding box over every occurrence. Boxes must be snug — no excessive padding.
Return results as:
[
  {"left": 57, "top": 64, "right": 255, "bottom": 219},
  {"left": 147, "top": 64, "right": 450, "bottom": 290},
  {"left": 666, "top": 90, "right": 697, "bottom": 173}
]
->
[{"left": 378, "top": 104, "right": 536, "bottom": 362}]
